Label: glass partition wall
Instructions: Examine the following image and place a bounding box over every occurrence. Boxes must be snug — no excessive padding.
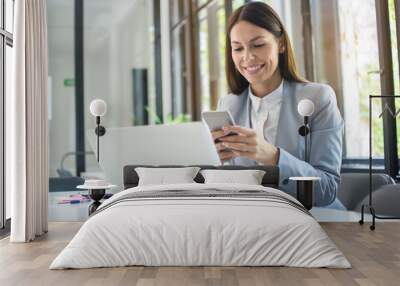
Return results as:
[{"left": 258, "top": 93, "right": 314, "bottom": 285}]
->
[
  {"left": 83, "top": 0, "right": 158, "bottom": 173},
  {"left": 47, "top": 0, "right": 159, "bottom": 221},
  {"left": 48, "top": 0, "right": 158, "bottom": 180},
  {"left": 48, "top": 0, "right": 76, "bottom": 179}
]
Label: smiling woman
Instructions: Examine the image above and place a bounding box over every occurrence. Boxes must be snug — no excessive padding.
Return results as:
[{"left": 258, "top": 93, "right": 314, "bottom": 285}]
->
[
  {"left": 226, "top": 2, "right": 305, "bottom": 96},
  {"left": 214, "top": 2, "right": 345, "bottom": 208}
]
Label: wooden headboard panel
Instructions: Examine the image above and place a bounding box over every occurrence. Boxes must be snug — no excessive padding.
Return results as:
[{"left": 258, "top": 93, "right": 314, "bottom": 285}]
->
[{"left": 123, "top": 165, "right": 280, "bottom": 189}]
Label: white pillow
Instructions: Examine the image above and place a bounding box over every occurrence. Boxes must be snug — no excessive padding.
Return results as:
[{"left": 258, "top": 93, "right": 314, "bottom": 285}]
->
[
  {"left": 135, "top": 167, "right": 200, "bottom": 186},
  {"left": 200, "top": 169, "right": 266, "bottom": 185}
]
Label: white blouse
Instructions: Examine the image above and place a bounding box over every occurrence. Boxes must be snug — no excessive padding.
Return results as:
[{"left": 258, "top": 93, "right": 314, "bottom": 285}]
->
[{"left": 249, "top": 80, "right": 283, "bottom": 145}]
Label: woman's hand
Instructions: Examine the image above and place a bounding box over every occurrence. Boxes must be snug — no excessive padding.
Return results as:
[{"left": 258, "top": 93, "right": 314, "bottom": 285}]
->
[
  {"left": 215, "top": 125, "right": 280, "bottom": 165},
  {"left": 211, "top": 129, "right": 237, "bottom": 162}
]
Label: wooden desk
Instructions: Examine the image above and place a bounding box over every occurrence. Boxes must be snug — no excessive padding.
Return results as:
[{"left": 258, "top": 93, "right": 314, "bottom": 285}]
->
[
  {"left": 49, "top": 191, "right": 372, "bottom": 222},
  {"left": 48, "top": 191, "right": 90, "bottom": 222}
]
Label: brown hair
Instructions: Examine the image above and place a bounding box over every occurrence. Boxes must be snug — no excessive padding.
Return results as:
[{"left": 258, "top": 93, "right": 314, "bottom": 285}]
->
[{"left": 226, "top": 2, "right": 306, "bottom": 94}]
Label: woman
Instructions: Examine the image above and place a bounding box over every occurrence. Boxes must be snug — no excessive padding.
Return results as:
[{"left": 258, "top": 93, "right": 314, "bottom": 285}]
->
[{"left": 213, "top": 2, "right": 344, "bottom": 208}]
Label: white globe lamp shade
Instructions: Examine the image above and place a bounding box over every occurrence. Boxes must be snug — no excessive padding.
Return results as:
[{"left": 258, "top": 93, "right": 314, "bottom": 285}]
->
[
  {"left": 297, "top": 99, "right": 314, "bottom": 117},
  {"left": 90, "top": 99, "right": 107, "bottom": 117}
]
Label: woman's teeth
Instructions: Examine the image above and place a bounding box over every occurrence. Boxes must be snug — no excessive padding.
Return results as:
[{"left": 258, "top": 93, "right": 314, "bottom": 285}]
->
[{"left": 245, "top": 64, "right": 264, "bottom": 74}]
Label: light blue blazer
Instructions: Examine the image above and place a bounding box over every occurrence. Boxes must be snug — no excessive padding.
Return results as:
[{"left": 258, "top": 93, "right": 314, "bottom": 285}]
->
[{"left": 217, "top": 80, "right": 344, "bottom": 206}]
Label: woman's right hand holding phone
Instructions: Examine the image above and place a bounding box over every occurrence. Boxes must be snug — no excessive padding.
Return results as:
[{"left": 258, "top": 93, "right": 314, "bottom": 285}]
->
[
  {"left": 211, "top": 128, "right": 236, "bottom": 162},
  {"left": 212, "top": 125, "right": 279, "bottom": 165}
]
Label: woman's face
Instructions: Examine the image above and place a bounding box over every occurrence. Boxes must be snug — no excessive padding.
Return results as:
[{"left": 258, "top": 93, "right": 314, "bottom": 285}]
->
[{"left": 230, "top": 21, "right": 283, "bottom": 86}]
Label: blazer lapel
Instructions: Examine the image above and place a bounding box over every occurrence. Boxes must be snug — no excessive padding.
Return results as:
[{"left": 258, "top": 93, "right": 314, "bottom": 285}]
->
[{"left": 275, "top": 80, "right": 301, "bottom": 156}]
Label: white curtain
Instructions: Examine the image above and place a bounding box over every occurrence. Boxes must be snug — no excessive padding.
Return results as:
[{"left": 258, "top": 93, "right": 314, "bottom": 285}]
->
[{"left": 8, "top": 0, "right": 49, "bottom": 242}]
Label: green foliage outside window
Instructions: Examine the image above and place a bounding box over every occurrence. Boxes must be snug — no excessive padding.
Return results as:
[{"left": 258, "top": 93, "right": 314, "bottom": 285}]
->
[
  {"left": 145, "top": 106, "right": 191, "bottom": 125},
  {"left": 357, "top": 0, "right": 399, "bottom": 157}
]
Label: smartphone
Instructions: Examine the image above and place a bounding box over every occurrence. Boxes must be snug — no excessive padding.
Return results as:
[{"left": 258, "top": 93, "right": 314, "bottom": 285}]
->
[
  {"left": 202, "top": 111, "right": 236, "bottom": 131},
  {"left": 202, "top": 111, "right": 237, "bottom": 141}
]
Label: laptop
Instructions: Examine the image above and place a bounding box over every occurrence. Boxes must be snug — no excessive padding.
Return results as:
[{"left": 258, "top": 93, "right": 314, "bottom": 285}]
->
[{"left": 87, "top": 122, "right": 221, "bottom": 189}]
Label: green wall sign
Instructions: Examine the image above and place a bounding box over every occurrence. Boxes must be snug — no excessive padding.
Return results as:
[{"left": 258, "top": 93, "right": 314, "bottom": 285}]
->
[{"left": 64, "top": 79, "right": 75, "bottom": 87}]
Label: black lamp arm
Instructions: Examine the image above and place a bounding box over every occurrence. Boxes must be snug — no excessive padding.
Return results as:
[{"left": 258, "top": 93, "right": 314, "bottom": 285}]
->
[
  {"left": 298, "top": 116, "right": 310, "bottom": 136},
  {"left": 95, "top": 125, "right": 106, "bottom": 136},
  {"left": 94, "top": 116, "right": 106, "bottom": 136},
  {"left": 94, "top": 116, "right": 106, "bottom": 163},
  {"left": 298, "top": 116, "right": 311, "bottom": 163}
]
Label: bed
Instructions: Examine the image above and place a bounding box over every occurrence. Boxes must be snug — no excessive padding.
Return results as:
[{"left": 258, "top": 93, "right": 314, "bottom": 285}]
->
[{"left": 50, "top": 165, "right": 350, "bottom": 269}]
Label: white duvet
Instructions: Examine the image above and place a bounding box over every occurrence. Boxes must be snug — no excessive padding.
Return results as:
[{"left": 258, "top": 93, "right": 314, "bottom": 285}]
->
[{"left": 50, "top": 183, "right": 351, "bottom": 269}]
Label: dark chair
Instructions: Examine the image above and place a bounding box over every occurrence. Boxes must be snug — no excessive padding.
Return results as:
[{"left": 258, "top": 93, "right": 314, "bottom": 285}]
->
[
  {"left": 49, "top": 151, "right": 94, "bottom": 192},
  {"left": 355, "top": 184, "right": 400, "bottom": 216},
  {"left": 49, "top": 176, "right": 85, "bottom": 192},
  {"left": 338, "top": 173, "right": 395, "bottom": 210}
]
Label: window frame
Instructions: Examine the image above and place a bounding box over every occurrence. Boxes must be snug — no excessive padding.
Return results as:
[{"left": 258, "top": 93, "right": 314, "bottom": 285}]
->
[
  {"left": 373, "top": 0, "right": 398, "bottom": 177},
  {"left": 1, "top": 0, "right": 14, "bottom": 232},
  {"left": 168, "top": 0, "right": 237, "bottom": 120}
]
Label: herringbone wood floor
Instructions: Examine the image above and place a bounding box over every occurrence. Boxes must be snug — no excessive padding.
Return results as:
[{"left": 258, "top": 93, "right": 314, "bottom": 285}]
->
[{"left": 0, "top": 222, "right": 399, "bottom": 286}]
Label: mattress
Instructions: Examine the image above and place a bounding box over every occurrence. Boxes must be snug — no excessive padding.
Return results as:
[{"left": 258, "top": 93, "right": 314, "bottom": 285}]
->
[{"left": 50, "top": 183, "right": 351, "bottom": 269}]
